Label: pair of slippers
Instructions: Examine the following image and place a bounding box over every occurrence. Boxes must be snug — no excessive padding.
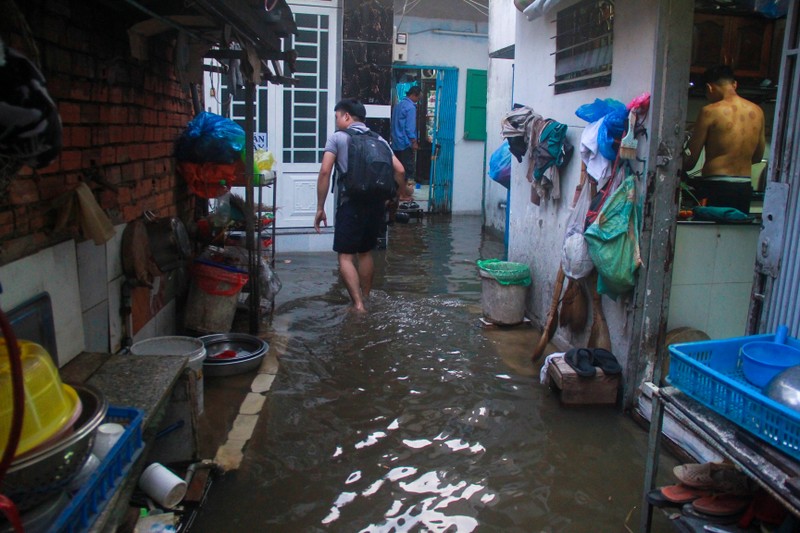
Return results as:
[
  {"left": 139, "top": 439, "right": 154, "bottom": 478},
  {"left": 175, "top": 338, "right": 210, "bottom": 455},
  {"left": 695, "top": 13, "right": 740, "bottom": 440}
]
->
[
  {"left": 658, "top": 483, "right": 752, "bottom": 517},
  {"left": 399, "top": 201, "right": 420, "bottom": 210},
  {"left": 564, "top": 348, "right": 622, "bottom": 378}
]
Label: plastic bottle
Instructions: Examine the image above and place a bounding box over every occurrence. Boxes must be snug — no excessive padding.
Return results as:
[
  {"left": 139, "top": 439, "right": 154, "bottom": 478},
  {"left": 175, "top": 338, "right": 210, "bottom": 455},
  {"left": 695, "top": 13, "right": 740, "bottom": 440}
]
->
[{"left": 211, "top": 180, "right": 231, "bottom": 229}]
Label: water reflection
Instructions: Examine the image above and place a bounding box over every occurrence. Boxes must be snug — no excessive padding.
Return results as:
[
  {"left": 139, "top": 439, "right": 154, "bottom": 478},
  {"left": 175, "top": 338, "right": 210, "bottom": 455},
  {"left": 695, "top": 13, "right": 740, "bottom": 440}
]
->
[{"left": 194, "top": 216, "right": 675, "bottom": 532}]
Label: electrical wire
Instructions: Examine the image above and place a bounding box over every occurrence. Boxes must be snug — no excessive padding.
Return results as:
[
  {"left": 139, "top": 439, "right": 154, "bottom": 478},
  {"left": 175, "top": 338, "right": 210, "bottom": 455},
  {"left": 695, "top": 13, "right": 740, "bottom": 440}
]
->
[{"left": 460, "top": 0, "right": 488, "bottom": 16}]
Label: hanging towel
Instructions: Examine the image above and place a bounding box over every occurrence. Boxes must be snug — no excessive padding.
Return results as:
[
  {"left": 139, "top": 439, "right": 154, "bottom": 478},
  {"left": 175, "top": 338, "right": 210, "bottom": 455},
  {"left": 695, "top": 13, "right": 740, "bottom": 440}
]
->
[{"left": 540, "top": 352, "right": 566, "bottom": 384}]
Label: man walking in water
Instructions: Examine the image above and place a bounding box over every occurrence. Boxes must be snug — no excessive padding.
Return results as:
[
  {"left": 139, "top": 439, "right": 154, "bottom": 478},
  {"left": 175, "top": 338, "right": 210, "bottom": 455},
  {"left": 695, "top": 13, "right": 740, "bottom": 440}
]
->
[
  {"left": 314, "top": 98, "right": 405, "bottom": 312},
  {"left": 683, "top": 65, "right": 766, "bottom": 213}
]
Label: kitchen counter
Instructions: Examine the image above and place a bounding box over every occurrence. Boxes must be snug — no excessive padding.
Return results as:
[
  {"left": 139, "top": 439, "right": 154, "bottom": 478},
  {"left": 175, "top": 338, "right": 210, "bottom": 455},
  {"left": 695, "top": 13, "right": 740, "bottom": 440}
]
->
[{"left": 60, "top": 351, "right": 191, "bottom": 532}]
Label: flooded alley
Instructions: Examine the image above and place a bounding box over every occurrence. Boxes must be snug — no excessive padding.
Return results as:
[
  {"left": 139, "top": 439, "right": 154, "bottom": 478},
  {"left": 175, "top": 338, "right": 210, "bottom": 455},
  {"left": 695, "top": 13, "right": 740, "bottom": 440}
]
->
[{"left": 194, "top": 215, "right": 677, "bottom": 532}]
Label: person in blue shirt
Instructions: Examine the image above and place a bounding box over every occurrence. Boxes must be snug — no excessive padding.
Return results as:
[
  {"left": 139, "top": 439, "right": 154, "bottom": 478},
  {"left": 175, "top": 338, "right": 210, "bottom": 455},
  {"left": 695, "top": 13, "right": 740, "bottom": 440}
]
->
[{"left": 391, "top": 86, "right": 421, "bottom": 184}]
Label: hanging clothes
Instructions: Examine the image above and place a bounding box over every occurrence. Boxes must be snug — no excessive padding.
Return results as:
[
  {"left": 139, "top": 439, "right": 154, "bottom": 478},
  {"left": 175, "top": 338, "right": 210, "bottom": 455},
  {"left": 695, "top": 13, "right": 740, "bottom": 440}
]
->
[{"left": 501, "top": 106, "right": 572, "bottom": 203}]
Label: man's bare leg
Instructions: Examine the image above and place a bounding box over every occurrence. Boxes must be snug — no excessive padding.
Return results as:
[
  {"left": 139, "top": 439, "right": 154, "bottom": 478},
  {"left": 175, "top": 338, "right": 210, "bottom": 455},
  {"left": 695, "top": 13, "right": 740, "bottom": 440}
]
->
[
  {"left": 338, "top": 253, "right": 366, "bottom": 311},
  {"left": 357, "top": 251, "right": 374, "bottom": 298}
]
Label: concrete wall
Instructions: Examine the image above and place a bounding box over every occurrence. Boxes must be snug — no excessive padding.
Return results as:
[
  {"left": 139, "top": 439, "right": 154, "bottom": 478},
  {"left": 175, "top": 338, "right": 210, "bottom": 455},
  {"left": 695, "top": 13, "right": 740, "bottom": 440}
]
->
[
  {"left": 509, "top": 0, "right": 660, "bottom": 365},
  {"left": 399, "top": 16, "right": 489, "bottom": 214},
  {"left": 484, "top": 0, "right": 518, "bottom": 233}
]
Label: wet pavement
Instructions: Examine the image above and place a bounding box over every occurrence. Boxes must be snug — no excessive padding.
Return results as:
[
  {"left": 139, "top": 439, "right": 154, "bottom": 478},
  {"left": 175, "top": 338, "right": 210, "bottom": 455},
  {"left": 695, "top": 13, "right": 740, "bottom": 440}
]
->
[{"left": 193, "top": 215, "right": 677, "bottom": 532}]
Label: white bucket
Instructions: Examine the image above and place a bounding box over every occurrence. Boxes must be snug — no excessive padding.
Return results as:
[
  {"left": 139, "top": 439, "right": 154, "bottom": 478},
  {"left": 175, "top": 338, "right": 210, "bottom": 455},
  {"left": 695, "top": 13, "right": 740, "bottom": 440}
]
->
[{"left": 130, "top": 336, "right": 207, "bottom": 414}]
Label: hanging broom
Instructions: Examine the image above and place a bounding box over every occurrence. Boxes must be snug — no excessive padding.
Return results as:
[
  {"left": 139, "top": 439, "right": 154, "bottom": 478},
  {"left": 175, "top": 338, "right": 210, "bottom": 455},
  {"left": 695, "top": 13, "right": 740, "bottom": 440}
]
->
[{"left": 532, "top": 266, "right": 566, "bottom": 362}]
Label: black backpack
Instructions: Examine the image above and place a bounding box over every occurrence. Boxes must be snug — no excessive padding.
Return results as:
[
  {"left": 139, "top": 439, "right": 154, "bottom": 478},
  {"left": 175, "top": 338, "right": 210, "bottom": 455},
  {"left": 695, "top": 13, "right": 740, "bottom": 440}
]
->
[{"left": 339, "top": 128, "right": 397, "bottom": 201}]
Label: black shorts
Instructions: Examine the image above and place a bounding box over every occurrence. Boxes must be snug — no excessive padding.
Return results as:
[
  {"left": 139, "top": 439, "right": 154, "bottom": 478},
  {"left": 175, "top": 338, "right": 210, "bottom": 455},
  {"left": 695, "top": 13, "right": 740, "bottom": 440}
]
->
[
  {"left": 393, "top": 148, "right": 416, "bottom": 182},
  {"left": 333, "top": 200, "right": 385, "bottom": 254},
  {"left": 690, "top": 178, "right": 753, "bottom": 214}
]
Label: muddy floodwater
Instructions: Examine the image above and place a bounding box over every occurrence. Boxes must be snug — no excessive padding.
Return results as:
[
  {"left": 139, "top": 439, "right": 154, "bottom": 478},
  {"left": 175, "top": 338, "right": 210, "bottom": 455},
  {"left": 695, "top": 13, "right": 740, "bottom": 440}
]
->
[{"left": 194, "top": 215, "right": 676, "bottom": 532}]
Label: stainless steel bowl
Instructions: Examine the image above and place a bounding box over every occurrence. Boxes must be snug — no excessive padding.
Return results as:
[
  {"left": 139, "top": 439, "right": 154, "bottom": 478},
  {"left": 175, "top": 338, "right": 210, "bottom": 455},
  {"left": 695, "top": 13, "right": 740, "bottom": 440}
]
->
[
  {"left": 765, "top": 365, "right": 800, "bottom": 412},
  {"left": 201, "top": 333, "right": 268, "bottom": 377},
  {"left": 2, "top": 383, "right": 108, "bottom": 511}
]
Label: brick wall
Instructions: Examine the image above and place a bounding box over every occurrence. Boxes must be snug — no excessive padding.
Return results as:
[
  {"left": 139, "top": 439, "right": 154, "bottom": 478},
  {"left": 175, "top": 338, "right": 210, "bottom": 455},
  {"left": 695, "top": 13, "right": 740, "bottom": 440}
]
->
[{"left": 1, "top": 0, "right": 196, "bottom": 266}]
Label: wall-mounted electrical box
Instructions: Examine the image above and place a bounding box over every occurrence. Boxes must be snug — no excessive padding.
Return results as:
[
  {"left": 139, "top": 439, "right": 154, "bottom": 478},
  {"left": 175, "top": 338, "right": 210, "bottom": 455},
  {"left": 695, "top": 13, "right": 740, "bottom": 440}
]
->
[{"left": 393, "top": 30, "right": 408, "bottom": 62}]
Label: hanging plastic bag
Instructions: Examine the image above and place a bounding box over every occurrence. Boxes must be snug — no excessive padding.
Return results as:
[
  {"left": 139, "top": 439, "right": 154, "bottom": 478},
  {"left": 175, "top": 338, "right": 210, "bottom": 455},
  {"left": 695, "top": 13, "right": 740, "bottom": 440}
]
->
[
  {"left": 488, "top": 141, "right": 512, "bottom": 189},
  {"left": 175, "top": 112, "right": 245, "bottom": 164},
  {"left": 584, "top": 168, "right": 642, "bottom": 299},
  {"left": 561, "top": 183, "right": 594, "bottom": 280}
]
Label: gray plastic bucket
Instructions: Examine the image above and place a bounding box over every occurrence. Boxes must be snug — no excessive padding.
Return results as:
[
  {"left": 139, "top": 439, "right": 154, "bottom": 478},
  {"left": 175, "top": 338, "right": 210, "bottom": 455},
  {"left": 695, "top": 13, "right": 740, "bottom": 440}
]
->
[
  {"left": 131, "top": 336, "right": 207, "bottom": 413},
  {"left": 479, "top": 270, "right": 529, "bottom": 325}
]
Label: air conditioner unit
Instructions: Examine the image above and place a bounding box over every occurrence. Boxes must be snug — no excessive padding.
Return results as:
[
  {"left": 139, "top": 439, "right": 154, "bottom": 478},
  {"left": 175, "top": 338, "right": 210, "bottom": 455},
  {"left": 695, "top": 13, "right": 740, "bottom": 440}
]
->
[{"left": 421, "top": 68, "right": 436, "bottom": 79}]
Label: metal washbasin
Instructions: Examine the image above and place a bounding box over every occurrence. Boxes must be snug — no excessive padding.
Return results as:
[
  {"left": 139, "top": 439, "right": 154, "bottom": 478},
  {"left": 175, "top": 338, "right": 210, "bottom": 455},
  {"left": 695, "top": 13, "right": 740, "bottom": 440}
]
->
[{"left": 200, "top": 333, "right": 268, "bottom": 377}]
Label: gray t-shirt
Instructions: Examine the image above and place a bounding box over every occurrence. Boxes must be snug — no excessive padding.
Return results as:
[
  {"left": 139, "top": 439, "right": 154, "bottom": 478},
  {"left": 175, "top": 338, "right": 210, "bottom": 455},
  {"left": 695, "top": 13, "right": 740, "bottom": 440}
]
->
[
  {"left": 324, "top": 122, "right": 391, "bottom": 175},
  {"left": 324, "top": 122, "right": 392, "bottom": 204}
]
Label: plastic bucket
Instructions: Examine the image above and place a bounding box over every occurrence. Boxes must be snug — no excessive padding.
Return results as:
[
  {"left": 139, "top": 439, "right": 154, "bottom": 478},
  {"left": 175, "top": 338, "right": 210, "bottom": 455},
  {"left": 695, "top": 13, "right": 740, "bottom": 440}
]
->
[
  {"left": 479, "top": 270, "right": 529, "bottom": 325},
  {"left": 184, "top": 261, "right": 248, "bottom": 335},
  {"left": 131, "top": 336, "right": 207, "bottom": 413}
]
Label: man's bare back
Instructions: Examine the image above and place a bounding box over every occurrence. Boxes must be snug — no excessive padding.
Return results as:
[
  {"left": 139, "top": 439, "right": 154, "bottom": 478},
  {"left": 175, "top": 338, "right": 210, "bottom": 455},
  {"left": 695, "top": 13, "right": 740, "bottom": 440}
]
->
[{"left": 684, "top": 79, "right": 766, "bottom": 177}]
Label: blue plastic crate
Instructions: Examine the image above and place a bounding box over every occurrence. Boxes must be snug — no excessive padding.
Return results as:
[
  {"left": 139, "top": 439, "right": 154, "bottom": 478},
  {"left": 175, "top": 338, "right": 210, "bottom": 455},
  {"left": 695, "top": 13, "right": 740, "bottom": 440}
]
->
[
  {"left": 668, "top": 333, "right": 800, "bottom": 461},
  {"left": 51, "top": 405, "right": 145, "bottom": 533}
]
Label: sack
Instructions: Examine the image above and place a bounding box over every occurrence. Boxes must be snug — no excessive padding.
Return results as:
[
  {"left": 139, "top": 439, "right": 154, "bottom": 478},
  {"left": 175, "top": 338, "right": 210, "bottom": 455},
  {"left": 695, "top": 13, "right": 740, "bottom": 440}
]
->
[
  {"left": 341, "top": 129, "right": 397, "bottom": 201},
  {"left": 584, "top": 170, "right": 642, "bottom": 299},
  {"left": 488, "top": 141, "right": 512, "bottom": 189},
  {"left": 561, "top": 183, "right": 594, "bottom": 280}
]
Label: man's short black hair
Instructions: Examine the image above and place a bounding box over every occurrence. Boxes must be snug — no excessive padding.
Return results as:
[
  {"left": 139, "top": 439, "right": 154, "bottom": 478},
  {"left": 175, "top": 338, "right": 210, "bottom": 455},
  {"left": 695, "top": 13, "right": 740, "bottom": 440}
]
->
[
  {"left": 334, "top": 98, "right": 366, "bottom": 121},
  {"left": 704, "top": 65, "right": 736, "bottom": 85},
  {"left": 407, "top": 86, "right": 422, "bottom": 97}
]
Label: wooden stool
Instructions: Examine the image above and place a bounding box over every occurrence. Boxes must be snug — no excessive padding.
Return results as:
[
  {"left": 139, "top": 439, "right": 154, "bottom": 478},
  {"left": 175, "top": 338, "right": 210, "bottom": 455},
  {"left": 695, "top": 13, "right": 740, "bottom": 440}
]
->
[{"left": 547, "top": 356, "right": 620, "bottom": 405}]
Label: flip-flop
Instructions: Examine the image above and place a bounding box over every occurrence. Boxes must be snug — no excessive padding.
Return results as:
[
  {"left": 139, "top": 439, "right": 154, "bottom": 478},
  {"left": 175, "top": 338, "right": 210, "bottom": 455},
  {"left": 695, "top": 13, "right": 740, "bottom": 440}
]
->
[
  {"left": 673, "top": 462, "right": 749, "bottom": 493},
  {"left": 565, "top": 348, "right": 596, "bottom": 378},
  {"left": 659, "top": 484, "right": 711, "bottom": 504},
  {"left": 591, "top": 348, "right": 622, "bottom": 375},
  {"left": 691, "top": 493, "right": 752, "bottom": 517}
]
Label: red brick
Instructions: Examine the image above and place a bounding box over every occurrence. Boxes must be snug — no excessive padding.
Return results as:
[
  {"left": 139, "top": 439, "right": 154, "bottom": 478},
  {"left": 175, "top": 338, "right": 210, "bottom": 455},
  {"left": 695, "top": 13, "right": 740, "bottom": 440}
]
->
[
  {"left": 39, "top": 176, "right": 70, "bottom": 201},
  {"left": 106, "top": 165, "right": 122, "bottom": 185},
  {"left": 81, "top": 103, "right": 100, "bottom": 123},
  {"left": 59, "top": 150, "right": 82, "bottom": 171},
  {"left": 115, "top": 146, "right": 130, "bottom": 163},
  {"left": 109, "top": 87, "right": 124, "bottom": 104},
  {"left": 73, "top": 53, "right": 95, "bottom": 78},
  {"left": 99, "top": 190, "right": 117, "bottom": 210},
  {"left": 8, "top": 179, "right": 40, "bottom": 205},
  {"left": 100, "top": 146, "right": 116, "bottom": 164},
  {"left": 69, "top": 80, "right": 92, "bottom": 101},
  {"left": 92, "top": 126, "right": 110, "bottom": 146},
  {"left": 92, "top": 84, "right": 109, "bottom": 103},
  {"left": 82, "top": 149, "right": 101, "bottom": 168},
  {"left": 58, "top": 102, "right": 81, "bottom": 124},
  {"left": 117, "top": 187, "right": 132, "bottom": 204},
  {"left": 123, "top": 205, "right": 141, "bottom": 222},
  {"left": 68, "top": 126, "right": 92, "bottom": 148}
]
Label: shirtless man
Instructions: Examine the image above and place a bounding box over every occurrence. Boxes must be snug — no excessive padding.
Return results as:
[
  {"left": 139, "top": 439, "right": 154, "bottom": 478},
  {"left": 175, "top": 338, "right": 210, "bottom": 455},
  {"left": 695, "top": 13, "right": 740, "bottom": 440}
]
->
[{"left": 683, "top": 65, "right": 766, "bottom": 213}]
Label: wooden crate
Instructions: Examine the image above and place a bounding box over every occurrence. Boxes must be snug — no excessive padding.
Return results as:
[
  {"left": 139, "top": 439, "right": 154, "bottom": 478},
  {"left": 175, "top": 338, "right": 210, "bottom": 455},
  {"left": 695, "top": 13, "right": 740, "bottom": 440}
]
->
[{"left": 547, "top": 356, "right": 620, "bottom": 405}]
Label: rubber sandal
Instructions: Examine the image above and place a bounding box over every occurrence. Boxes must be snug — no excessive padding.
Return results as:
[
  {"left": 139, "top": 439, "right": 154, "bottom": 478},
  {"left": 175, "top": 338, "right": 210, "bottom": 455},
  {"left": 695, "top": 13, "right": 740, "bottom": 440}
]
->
[
  {"left": 591, "top": 348, "right": 622, "bottom": 375},
  {"left": 673, "top": 462, "right": 749, "bottom": 493},
  {"left": 565, "top": 348, "right": 596, "bottom": 378},
  {"left": 660, "top": 484, "right": 711, "bottom": 504},
  {"left": 691, "top": 493, "right": 752, "bottom": 517}
]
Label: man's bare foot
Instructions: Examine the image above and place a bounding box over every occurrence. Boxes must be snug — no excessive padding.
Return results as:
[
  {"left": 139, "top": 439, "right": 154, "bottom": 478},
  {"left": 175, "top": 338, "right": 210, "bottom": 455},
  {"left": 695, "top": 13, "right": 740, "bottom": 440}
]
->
[{"left": 350, "top": 304, "right": 367, "bottom": 313}]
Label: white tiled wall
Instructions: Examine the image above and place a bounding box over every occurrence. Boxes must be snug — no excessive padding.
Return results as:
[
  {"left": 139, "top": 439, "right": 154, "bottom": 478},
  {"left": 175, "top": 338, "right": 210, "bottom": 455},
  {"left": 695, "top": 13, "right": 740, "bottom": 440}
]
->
[{"left": 667, "top": 223, "right": 760, "bottom": 340}]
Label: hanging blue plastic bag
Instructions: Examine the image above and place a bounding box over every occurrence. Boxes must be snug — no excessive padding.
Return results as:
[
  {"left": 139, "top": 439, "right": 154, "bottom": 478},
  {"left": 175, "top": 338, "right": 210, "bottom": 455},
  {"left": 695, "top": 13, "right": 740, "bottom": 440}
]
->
[
  {"left": 175, "top": 112, "right": 246, "bottom": 164},
  {"left": 584, "top": 168, "right": 642, "bottom": 299},
  {"left": 488, "top": 141, "right": 512, "bottom": 189},
  {"left": 576, "top": 99, "right": 627, "bottom": 160}
]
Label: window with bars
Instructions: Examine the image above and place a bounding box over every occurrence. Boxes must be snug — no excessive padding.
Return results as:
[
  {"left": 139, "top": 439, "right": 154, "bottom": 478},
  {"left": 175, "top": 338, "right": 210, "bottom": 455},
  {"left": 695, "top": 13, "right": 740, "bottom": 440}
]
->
[
  {"left": 283, "top": 12, "right": 330, "bottom": 164},
  {"left": 554, "top": 0, "right": 614, "bottom": 95}
]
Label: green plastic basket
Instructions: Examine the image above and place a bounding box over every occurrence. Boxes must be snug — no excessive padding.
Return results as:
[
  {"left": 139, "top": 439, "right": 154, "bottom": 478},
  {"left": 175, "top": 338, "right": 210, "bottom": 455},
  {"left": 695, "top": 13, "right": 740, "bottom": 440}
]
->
[{"left": 476, "top": 259, "right": 531, "bottom": 286}]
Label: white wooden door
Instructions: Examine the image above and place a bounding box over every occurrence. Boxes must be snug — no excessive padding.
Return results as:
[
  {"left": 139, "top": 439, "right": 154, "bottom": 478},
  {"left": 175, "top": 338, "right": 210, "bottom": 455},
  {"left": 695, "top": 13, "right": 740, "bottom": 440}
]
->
[{"left": 272, "top": 3, "right": 339, "bottom": 228}]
